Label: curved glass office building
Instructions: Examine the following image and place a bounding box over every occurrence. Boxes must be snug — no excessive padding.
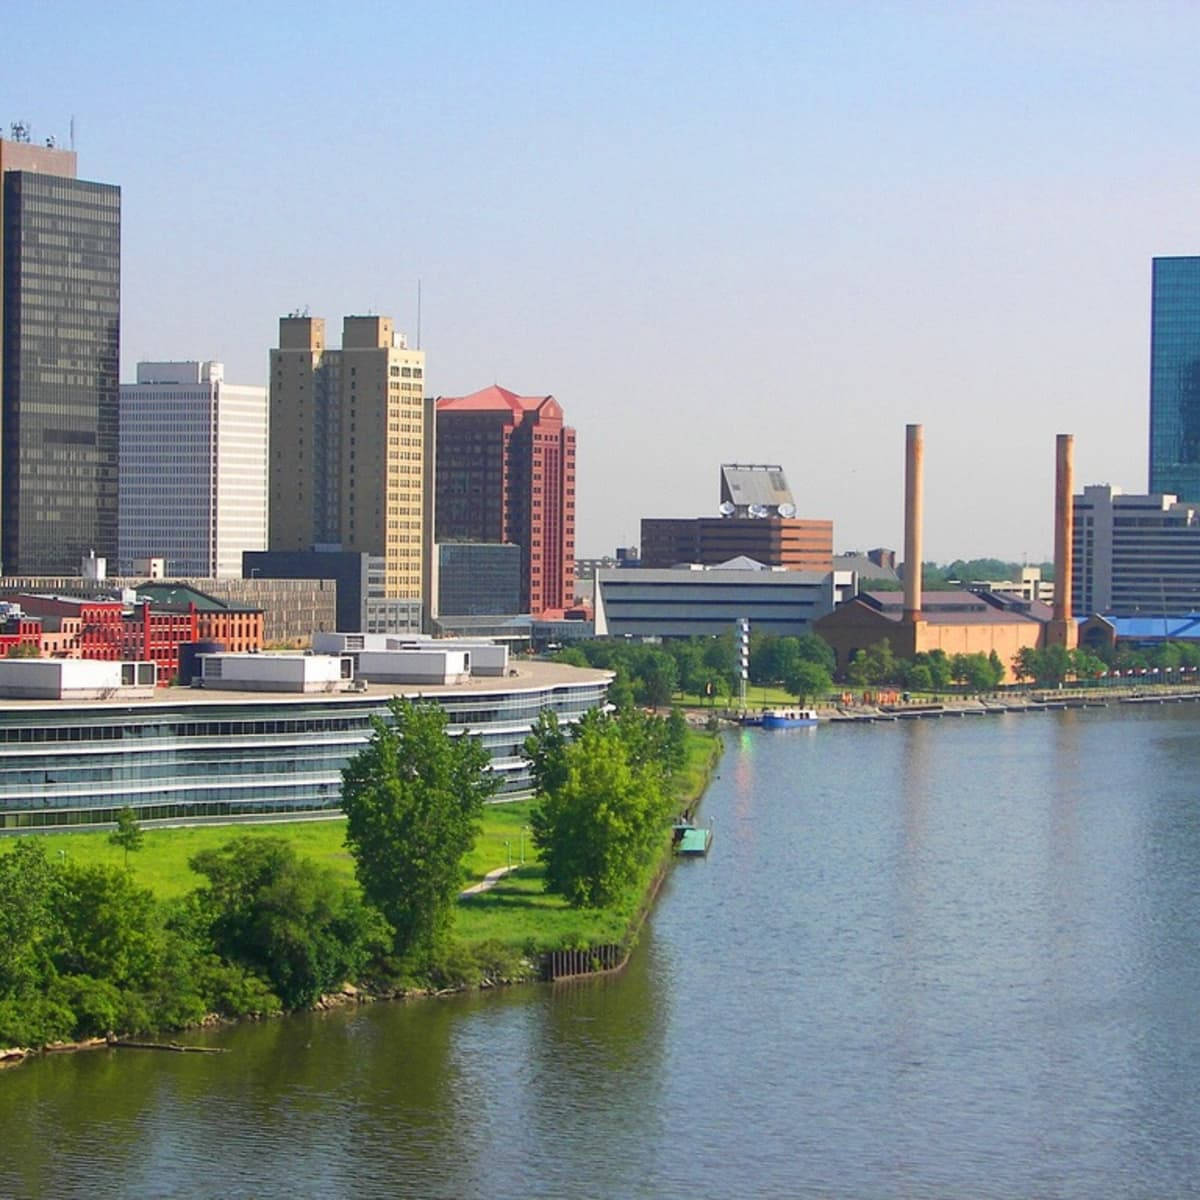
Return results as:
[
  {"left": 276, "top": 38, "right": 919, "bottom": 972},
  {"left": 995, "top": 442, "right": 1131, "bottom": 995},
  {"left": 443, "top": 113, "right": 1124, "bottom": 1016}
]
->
[{"left": 0, "top": 660, "right": 610, "bottom": 832}]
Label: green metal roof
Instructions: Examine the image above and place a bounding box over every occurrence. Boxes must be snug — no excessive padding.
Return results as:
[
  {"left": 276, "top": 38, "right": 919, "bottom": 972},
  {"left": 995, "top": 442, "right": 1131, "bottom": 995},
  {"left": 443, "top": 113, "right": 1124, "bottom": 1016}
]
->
[{"left": 133, "top": 583, "right": 231, "bottom": 611}]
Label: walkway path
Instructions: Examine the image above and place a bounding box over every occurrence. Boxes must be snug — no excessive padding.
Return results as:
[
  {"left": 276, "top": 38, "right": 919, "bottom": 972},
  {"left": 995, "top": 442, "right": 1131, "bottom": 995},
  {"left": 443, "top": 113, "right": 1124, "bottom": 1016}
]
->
[{"left": 459, "top": 864, "right": 521, "bottom": 898}]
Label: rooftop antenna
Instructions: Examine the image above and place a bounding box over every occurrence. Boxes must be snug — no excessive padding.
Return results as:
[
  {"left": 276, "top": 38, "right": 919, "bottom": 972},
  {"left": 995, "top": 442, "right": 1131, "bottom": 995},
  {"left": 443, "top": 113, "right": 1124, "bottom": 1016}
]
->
[
  {"left": 69, "top": 115, "right": 76, "bottom": 151},
  {"left": 416, "top": 278, "right": 422, "bottom": 350}
]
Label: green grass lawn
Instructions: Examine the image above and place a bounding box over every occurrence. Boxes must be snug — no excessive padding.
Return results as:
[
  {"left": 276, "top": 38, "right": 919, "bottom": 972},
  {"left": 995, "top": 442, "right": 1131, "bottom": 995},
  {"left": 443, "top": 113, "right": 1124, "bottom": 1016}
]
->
[
  {"left": 13, "top": 803, "right": 540, "bottom": 903},
  {"left": 7, "top": 730, "right": 722, "bottom": 956}
]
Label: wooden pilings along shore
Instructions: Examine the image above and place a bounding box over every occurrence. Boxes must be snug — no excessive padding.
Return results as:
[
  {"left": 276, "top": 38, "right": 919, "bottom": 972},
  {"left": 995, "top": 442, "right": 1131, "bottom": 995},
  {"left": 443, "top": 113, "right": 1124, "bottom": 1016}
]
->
[{"left": 542, "top": 943, "right": 623, "bottom": 982}]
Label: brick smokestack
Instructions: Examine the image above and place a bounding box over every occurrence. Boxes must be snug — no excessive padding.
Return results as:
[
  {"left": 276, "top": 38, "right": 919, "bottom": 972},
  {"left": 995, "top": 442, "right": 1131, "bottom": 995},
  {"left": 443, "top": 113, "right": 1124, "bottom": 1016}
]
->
[
  {"left": 1047, "top": 432, "right": 1078, "bottom": 650},
  {"left": 903, "top": 423, "right": 923, "bottom": 623},
  {"left": 1053, "top": 433, "right": 1074, "bottom": 623}
]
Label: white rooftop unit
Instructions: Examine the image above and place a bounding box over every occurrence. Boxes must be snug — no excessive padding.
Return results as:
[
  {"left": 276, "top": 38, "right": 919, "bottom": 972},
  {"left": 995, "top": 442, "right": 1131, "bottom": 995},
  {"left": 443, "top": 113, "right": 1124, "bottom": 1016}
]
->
[
  {"left": 311, "top": 632, "right": 508, "bottom": 676},
  {"left": 198, "top": 653, "right": 352, "bottom": 692},
  {"left": 356, "top": 649, "right": 471, "bottom": 686},
  {"left": 0, "top": 659, "right": 157, "bottom": 700},
  {"left": 312, "top": 632, "right": 432, "bottom": 654}
]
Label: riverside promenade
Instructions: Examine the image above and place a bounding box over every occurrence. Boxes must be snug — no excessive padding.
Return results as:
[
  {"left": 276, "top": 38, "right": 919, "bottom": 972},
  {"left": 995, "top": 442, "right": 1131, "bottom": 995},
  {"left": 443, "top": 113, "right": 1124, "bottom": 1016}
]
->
[{"left": 713, "top": 683, "right": 1200, "bottom": 726}]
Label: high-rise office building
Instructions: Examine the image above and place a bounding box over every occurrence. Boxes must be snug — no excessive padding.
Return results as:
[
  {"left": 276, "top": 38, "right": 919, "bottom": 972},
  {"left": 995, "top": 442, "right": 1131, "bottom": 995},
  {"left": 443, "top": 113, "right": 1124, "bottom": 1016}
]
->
[
  {"left": 1149, "top": 256, "right": 1200, "bottom": 502},
  {"left": 268, "top": 315, "right": 430, "bottom": 624},
  {"left": 1, "top": 127, "right": 120, "bottom": 574},
  {"left": 435, "top": 385, "right": 576, "bottom": 615},
  {"left": 120, "top": 361, "right": 268, "bottom": 577},
  {"left": 1072, "top": 483, "right": 1200, "bottom": 614}
]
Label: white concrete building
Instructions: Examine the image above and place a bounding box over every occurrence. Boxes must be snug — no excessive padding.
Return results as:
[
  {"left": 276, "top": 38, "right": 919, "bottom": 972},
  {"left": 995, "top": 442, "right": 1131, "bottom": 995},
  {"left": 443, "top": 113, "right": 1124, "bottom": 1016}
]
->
[
  {"left": 594, "top": 562, "right": 854, "bottom": 639},
  {"left": 120, "top": 361, "right": 268, "bottom": 578},
  {"left": 1073, "top": 484, "right": 1200, "bottom": 614}
]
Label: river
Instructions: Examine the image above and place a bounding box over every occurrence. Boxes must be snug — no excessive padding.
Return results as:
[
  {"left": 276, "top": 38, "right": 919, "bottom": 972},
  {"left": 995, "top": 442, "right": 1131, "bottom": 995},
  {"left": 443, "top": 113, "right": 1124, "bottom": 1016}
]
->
[{"left": 4, "top": 703, "right": 1200, "bottom": 1198}]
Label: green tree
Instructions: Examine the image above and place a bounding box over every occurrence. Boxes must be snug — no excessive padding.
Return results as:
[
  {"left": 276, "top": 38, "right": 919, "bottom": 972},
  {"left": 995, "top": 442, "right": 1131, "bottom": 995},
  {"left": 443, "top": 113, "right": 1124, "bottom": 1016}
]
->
[
  {"left": 341, "top": 698, "right": 498, "bottom": 963},
  {"left": 669, "top": 640, "right": 708, "bottom": 695},
  {"left": 608, "top": 666, "right": 636, "bottom": 711},
  {"left": 0, "top": 841, "right": 61, "bottom": 1004},
  {"left": 784, "top": 660, "right": 832, "bottom": 704},
  {"left": 634, "top": 649, "right": 678, "bottom": 708},
  {"left": 1071, "top": 647, "right": 1107, "bottom": 680},
  {"left": 903, "top": 662, "right": 934, "bottom": 692},
  {"left": 530, "top": 717, "right": 670, "bottom": 908},
  {"left": 523, "top": 710, "right": 570, "bottom": 797},
  {"left": 108, "top": 806, "right": 144, "bottom": 870},
  {"left": 1040, "top": 644, "right": 1072, "bottom": 684},
  {"left": 1013, "top": 646, "right": 1041, "bottom": 684},
  {"left": 190, "top": 838, "right": 383, "bottom": 1009},
  {"left": 4, "top": 641, "right": 40, "bottom": 658},
  {"left": 846, "top": 639, "right": 897, "bottom": 687}
]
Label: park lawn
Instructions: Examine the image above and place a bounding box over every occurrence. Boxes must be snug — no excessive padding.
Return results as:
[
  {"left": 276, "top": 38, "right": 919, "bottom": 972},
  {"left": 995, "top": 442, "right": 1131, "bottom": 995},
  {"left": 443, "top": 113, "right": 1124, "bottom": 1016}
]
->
[
  {"left": 9, "top": 803, "right": 543, "bottom": 902},
  {"left": 16, "top": 819, "right": 357, "bottom": 901},
  {"left": 7, "top": 729, "right": 722, "bottom": 956}
]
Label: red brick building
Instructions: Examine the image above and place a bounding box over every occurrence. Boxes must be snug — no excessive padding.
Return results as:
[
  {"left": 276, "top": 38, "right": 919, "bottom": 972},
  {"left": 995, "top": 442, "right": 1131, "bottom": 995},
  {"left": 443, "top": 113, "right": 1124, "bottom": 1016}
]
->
[
  {"left": 435, "top": 386, "right": 576, "bottom": 615},
  {"left": 3, "top": 588, "right": 264, "bottom": 683}
]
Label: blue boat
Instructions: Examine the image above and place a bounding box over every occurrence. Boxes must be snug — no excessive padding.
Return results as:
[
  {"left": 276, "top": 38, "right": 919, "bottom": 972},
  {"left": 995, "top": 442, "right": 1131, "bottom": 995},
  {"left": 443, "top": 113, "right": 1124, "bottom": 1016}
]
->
[{"left": 760, "top": 707, "right": 818, "bottom": 729}]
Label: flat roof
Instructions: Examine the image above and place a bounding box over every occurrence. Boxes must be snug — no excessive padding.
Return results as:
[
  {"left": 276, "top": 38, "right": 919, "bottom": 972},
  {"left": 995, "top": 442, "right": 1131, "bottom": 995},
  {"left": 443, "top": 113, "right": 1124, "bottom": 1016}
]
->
[{"left": 0, "top": 657, "right": 611, "bottom": 713}]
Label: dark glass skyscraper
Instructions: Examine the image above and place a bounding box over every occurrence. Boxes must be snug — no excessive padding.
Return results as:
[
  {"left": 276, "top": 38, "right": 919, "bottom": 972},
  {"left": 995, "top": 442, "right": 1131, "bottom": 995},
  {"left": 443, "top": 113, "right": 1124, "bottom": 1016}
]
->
[
  {"left": 1149, "top": 256, "right": 1200, "bottom": 502},
  {"left": 1, "top": 144, "right": 120, "bottom": 575}
]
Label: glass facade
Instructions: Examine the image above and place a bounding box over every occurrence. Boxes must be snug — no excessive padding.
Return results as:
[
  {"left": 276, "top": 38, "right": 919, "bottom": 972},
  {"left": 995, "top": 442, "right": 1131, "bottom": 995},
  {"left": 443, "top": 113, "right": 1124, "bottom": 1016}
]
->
[
  {"left": 438, "top": 542, "right": 522, "bottom": 615},
  {"left": 1, "top": 172, "right": 120, "bottom": 574},
  {"left": 0, "top": 677, "right": 611, "bottom": 832},
  {"left": 1149, "top": 256, "right": 1200, "bottom": 502}
]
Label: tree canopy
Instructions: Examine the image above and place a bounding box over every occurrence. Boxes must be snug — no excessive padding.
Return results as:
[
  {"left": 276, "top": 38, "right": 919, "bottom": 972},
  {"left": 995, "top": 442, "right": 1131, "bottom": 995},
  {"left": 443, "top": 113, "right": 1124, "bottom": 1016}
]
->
[
  {"left": 341, "top": 697, "right": 499, "bottom": 963},
  {"left": 528, "top": 709, "right": 675, "bottom": 908}
]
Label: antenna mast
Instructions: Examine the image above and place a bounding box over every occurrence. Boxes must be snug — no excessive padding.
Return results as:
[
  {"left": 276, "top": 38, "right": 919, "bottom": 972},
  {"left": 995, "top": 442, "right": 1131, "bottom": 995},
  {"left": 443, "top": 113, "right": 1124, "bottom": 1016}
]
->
[{"left": 416, "top": 278, "right": 422, "bottom": 350}]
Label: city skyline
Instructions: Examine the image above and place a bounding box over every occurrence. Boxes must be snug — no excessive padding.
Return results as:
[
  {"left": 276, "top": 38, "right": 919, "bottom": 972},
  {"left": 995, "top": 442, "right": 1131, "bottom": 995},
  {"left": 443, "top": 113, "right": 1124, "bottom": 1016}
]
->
[{"left": 6, "top": 3, "right": 1198, "bottom": 561}]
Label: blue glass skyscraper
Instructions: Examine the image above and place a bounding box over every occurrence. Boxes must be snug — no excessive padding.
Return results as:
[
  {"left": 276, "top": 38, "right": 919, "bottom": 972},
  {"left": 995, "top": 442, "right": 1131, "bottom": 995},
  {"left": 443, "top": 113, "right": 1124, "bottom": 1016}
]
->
[{"left": 1149, "top": 256, "right": 1200, "bottom": 501}]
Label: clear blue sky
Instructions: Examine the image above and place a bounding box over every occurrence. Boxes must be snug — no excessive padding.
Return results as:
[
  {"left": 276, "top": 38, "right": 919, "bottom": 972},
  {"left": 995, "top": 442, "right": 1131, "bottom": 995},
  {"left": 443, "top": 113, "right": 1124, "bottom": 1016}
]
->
[{"left": 5, "top": 1, "right": 1196, "bottom": 561}]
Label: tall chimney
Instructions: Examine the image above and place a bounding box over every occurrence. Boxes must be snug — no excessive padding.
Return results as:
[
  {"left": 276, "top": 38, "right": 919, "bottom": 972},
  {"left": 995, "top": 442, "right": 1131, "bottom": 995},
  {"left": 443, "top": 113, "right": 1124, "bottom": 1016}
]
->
[
  {"left": 1047, "top": 432, "right": 1078, "bottom": 649},
  {"left": 903, "top": 423, "right": 924, "bottom": 623}
]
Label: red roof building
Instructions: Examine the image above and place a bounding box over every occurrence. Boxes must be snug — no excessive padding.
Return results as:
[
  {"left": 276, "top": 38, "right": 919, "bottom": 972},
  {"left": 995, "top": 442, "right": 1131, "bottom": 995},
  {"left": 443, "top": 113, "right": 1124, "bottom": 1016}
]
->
[{"left": 435, "top": 386, "right": 576, "bottom": 616}]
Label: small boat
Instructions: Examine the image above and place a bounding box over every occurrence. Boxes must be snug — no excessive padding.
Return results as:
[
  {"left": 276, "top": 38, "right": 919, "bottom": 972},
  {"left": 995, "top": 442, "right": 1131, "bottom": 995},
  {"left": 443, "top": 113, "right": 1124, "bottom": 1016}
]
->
[
  {"left": 760, "top": 707, "right": 819, "bottom": 729},
  {"left": 672, "top": 821, "right": 713, "bottom": 856}
]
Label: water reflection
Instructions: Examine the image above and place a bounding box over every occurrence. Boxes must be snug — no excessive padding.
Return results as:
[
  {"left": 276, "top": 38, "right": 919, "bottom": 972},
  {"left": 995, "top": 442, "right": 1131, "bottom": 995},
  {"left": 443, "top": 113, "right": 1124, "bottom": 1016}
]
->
[{"left": 5, "top": 707, "right": 1200, "bottom": 1197}]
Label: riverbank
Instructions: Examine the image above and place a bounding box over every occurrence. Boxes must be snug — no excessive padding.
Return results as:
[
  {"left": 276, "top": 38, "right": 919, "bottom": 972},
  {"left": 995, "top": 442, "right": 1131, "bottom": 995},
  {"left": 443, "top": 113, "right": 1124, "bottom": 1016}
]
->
[
  {"left": 704, "top": 683, "right": 1200, "bottom": 727},
  {"left": 0, "top": 728, "right": 724, "bottom": 1067}
]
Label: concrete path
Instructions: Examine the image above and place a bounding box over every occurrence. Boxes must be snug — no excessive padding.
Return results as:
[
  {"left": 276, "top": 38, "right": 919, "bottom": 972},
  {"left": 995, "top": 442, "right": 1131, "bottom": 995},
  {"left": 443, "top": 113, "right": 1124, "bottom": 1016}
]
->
[{"left": 460, "top": 864, "right": 521, "bottom": 898}]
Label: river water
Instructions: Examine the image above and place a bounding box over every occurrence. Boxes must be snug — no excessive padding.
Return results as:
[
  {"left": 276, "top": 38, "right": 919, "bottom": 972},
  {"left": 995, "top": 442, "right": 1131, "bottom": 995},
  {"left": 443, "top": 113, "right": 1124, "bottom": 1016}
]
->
[{"left": 4, "top": 704, "right": 1200, "bottom": 1198}]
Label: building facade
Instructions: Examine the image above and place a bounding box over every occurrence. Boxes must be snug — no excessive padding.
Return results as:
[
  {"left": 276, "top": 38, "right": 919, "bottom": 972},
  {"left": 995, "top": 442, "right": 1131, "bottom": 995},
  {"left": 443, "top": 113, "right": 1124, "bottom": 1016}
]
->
[
  {"left": 594, "top": 564, "right": 851, "bottom": 639},
  {"left": 813, "top": 590, "right": 1044, "bottom": 682},
  {"left": 0, "top": 659, "right": 611, "bottom": 832},
  {"left": 1072, "top": 483, "right": 1200, "bottom": 614},
  {"left": 1150, "top": 257, "right": 1200, "bottom": 503},
  {"left": 438, "top": 542, "right": 522, "bottom": 616},
  {"left": 435, "top": 385, "right": 576, "bottom": 615},
  {"left": 269, "top": 315, "right": 430, "bottom": 614},
  {"left": 120, "top": 361, "right": 267, "bottom": 577},
  {"left": 640, "top": 516, "right": 833, "bottom": 570},
  {"left": 1, "top": 130, "right": 120, "bottom": 574}
]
